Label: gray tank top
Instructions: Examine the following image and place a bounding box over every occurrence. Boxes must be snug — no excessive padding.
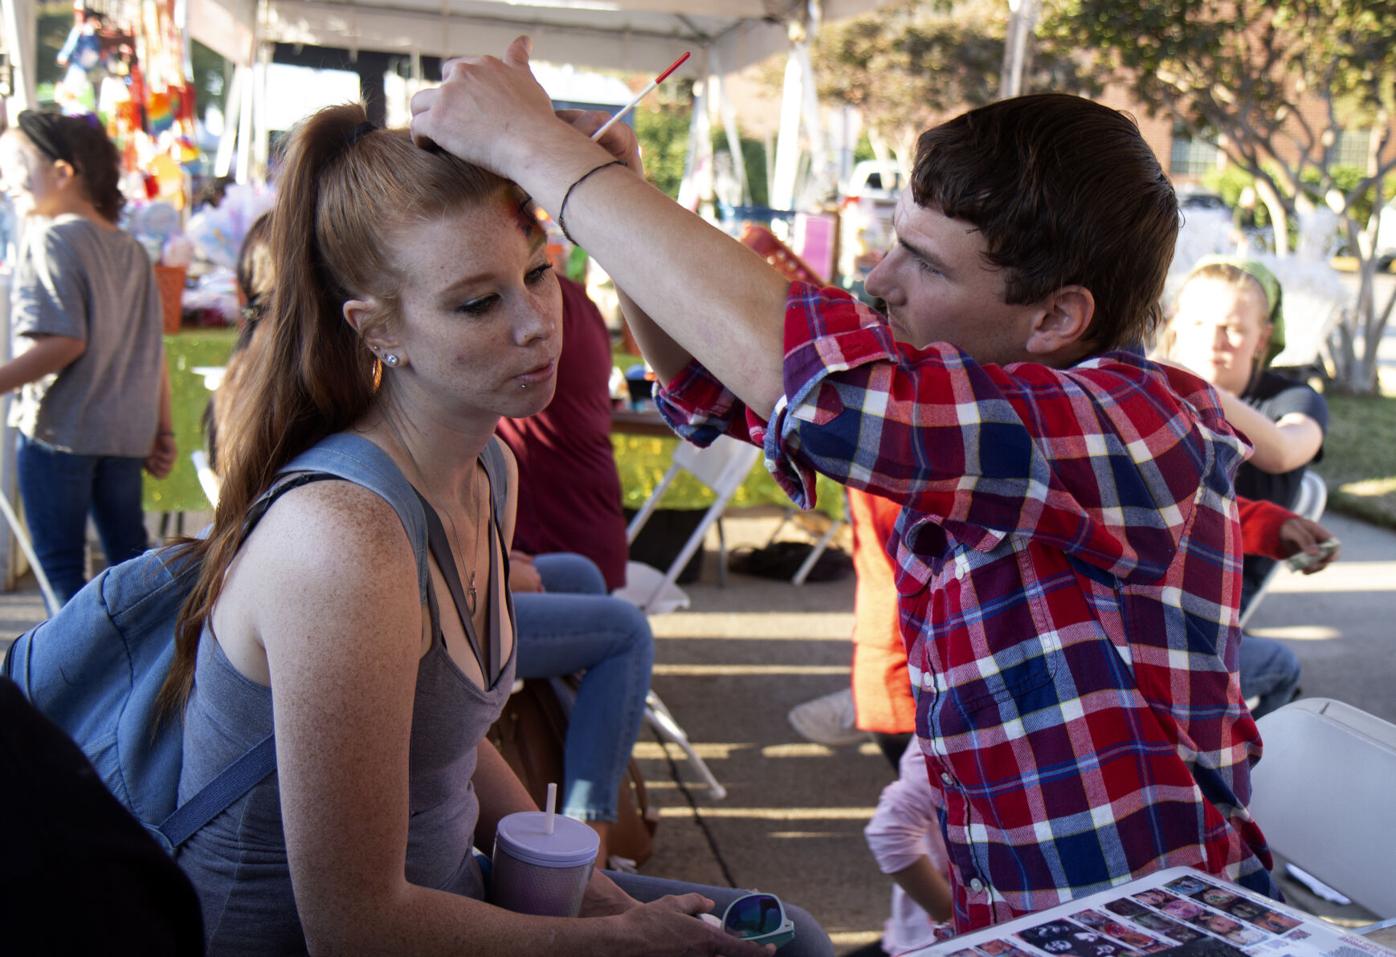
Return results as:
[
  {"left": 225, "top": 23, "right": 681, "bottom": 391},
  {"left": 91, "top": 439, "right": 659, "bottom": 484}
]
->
[{"left": 175, "top": 435, "right": 515, "bottom": 954}]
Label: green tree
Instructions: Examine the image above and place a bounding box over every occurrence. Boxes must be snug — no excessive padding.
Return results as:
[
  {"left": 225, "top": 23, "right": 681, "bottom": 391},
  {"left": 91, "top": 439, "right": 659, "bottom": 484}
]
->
[
  {"left": 1043, "top": 0, "right": 1396, "bottom": 394},
  {"left": 811, "top": 0, "right": 1097, "bottom": 172},
  {"left": 633, "top": 81, "right": 693, "bottom": 200}
]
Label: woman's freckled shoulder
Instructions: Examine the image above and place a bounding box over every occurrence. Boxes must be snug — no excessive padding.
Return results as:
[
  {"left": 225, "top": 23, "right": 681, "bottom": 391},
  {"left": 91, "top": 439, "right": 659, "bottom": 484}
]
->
[{"left": 244, "top": 478, "right": 415, "bottom": 572}]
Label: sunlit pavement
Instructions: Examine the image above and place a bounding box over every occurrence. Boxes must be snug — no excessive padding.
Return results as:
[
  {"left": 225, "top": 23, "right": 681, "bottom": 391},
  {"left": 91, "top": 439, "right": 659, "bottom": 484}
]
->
[
  {"left": 633, "top": 510, "right": 1396, "bottom": 947},
  {"left": 0, "top": 506, "right": 1391, "bottom": 949}
]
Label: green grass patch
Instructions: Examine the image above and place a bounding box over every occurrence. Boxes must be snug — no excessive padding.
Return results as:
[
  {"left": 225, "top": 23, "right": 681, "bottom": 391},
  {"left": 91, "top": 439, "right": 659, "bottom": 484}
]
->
[
  {"left": 1312, "top": 392, "right": 1396, "bottom": 529},
  {"left": 143, "top": 328, "right": 239, "bottom": 514}
]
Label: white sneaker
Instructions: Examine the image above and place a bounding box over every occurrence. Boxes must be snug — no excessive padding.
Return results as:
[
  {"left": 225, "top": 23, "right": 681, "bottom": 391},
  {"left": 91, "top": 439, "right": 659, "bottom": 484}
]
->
[{"left": 787, "top": 688, "right": 865, "bottom": 746}]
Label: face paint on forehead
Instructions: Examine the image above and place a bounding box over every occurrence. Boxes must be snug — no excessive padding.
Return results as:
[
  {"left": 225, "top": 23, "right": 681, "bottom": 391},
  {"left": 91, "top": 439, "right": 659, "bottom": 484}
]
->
[{"left": 509, "top": 195, "right": 544, "bottom": 244}]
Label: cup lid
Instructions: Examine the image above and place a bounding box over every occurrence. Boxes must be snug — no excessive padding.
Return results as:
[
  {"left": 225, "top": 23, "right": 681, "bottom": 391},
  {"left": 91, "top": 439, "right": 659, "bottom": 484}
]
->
[{"left": 495, "top": 811, "right": 599, "bottom": 869}]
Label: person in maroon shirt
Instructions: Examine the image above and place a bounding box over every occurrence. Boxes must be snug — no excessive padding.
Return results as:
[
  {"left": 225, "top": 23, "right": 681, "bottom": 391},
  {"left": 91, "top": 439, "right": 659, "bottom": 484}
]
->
[
  {"left": 497, "top": 274, "right": 654, "bottom": 866},
  {"left": 497, "top": 274, "right": 628, "bottom": 589}
]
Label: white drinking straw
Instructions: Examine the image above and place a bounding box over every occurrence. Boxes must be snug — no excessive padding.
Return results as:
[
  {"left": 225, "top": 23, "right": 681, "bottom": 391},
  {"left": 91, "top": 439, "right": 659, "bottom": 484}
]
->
[
  {"left": 544, "top": 782, "right": 558, "bottom": 835},
  {"left": 590, "top": 51, "right": 691, "bottom": 141}
]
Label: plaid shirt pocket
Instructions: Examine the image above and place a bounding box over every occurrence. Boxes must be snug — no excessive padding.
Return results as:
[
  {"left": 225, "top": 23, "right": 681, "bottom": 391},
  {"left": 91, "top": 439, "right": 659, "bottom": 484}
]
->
[{"left": 929, "top": 540, "right": 1065, "bottom": 721}]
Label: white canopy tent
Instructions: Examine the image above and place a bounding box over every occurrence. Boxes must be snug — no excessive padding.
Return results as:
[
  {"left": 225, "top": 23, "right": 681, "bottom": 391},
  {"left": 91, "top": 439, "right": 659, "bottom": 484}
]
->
[
  {"left": 186, "top": 0, "right": 887, "bottom": 79},
  {"left": 2, "top": 1, "right": 897, "bottom": 203},
  {"left": 180, "top": 0, "right": 892, "bottom": 200}
]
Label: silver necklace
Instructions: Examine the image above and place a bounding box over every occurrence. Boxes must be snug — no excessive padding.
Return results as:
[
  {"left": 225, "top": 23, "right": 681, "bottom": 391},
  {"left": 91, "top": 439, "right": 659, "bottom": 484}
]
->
[
  {"left": 451, "top": 473, "right": 485, "bottom": 616},
  {"left": 381, "top": 418, "right": 486, "bottom": 616}
]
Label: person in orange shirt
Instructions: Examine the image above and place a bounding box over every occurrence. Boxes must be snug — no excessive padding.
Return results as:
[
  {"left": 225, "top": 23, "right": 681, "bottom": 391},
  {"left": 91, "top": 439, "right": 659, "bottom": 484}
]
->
[{"left": 794, "top": 490, "right": 1337, "bottom": 767}]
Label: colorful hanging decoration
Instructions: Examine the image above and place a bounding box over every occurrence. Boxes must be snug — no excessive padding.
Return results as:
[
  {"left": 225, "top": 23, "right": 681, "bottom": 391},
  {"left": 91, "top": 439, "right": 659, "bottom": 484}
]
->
[{"left": 52, "top": 0, "right": 199, "bottom": 210}]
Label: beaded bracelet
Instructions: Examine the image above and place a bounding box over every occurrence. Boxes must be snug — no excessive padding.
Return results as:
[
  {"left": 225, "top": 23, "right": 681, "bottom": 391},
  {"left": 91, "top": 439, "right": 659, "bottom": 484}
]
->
[{"left": 556, "top": 159, "right": 627, "bottom": 244}]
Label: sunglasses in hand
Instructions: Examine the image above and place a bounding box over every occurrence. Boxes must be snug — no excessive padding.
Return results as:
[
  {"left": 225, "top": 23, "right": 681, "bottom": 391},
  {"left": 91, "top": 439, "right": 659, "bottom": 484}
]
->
[{"left": 720, "top": 892, "right": 796, "bottom": 949}]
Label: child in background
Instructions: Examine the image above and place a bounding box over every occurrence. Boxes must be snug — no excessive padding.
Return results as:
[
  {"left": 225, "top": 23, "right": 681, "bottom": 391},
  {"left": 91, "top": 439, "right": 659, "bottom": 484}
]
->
[
  {"left": 1163, "top": 257, "right": 1328, "bottom": 716},
  {"left": 846, "top": 741, "right": 952, "bottom": 957}
]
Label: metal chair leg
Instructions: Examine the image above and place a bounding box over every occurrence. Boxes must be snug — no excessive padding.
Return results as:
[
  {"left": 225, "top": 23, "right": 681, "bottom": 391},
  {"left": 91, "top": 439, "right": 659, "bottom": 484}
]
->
[
  {"left": 0, "top": 491, "right": 60, "bottom": 616},
  {"left": 792, "top": 517, "right": 841, "bottom": 586},
  {"left": 645, "top": 690, "right": 727, "bottom": 800}
]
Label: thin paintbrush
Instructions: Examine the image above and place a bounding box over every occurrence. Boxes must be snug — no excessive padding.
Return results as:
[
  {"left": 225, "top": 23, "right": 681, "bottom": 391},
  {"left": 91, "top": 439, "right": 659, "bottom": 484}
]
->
[{"left": 590, "top": 51, "right": 691, "bottom": 141}]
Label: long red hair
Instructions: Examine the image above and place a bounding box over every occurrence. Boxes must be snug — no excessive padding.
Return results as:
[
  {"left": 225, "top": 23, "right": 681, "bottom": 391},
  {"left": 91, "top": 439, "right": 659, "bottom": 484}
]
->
[{"left": 160, "top": 103, "right": 504, "bottom": 711}]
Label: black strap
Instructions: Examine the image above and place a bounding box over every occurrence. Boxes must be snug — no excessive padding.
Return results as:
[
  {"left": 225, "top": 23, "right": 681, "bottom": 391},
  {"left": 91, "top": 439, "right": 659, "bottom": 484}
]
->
[
  {"left": 157, "top": 736, "right": 276, "bottom": 849},
  {"left": 478, "top": 438, "right": 510, "bottom": 678},
  {"left": 419, "top": 496, "right": 494, "bottom": 681},
  {"left": 416, "top": 439, "right": 512, "bottom": 686}
]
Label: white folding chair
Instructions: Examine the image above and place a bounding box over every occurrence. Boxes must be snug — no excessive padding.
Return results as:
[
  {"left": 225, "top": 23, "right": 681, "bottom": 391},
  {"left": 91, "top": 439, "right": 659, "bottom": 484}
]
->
[
  {"left": 613, "top": 435, "right": 760, "bottom": 802},
  {"left": 1250, "top": 698, "right": 1396, "bottom": 918},
  {"left": 615, "top": 435, "right": 761, "bottom": 613},
  {"left": 1239, "top": 469, "right": 1327, "bottom": 629},
  {"left": 0, "top": 490, "right": 61, "bottom": 616},
  {"left": 191, "top": 449, "right": 222, "bottom": 510},
  {"left": 762, "top": 497, "right": 848, "bottom": 586}
]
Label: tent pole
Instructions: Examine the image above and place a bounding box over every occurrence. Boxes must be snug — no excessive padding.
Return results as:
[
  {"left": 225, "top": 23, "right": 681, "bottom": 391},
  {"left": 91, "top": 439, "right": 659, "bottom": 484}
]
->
[
  {"left": 709, "top": 51, "right": 749, "bottom": 207},
  {"left": 214, "top": 67, "right": 244, "bottom": 178},
  {"left": 770, "top": 37, "right": 804, "bottom": 226},
  {"left": 1, "top": 0, "right": 37, "bottom": 111},
  {"left": 235, "top": 62, "right": 254, "bottom": 182},
  {"left": 676, "top": 70, "right": 712, "bottom": 215},
  {"left": 252, "top": 41, "right": 271, "bottom": 180}
]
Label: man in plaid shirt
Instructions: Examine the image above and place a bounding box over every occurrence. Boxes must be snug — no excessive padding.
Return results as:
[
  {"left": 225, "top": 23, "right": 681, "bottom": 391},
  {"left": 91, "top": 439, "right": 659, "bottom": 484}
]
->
[{"left": 413, "top": 54, "right": 1277, "bottom": 931}]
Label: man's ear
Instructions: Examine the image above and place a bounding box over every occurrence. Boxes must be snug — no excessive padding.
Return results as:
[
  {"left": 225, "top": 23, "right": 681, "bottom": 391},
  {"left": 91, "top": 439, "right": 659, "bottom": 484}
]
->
[
  {"left": 342, "top": 299, "right": 402, "bottom": 362},
  {"left": 1024, "top": 285, "right": 1095, "bottom": 358}
]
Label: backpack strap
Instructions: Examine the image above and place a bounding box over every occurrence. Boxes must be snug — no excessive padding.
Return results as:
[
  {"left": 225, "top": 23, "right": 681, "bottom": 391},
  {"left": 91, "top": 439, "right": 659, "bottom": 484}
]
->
[{"left": 157, "top": 736, "right": 276, "bottom": 849}]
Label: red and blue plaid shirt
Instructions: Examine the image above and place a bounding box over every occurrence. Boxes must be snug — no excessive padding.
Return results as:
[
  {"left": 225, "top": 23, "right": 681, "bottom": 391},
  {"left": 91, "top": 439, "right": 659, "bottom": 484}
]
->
[{"left": 657, "top": 283, "right": 1276, "bottom": 931}]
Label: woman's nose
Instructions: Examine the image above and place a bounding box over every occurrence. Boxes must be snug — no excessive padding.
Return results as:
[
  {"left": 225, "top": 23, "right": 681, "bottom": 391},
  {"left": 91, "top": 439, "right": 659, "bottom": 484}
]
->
[{"left": 515, "top": 302, "right": 557, "bottom": 345}]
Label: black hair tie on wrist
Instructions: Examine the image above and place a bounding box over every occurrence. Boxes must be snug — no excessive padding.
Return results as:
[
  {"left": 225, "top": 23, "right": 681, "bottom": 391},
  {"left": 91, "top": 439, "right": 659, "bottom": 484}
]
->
[
  {"left": 17, "top": 110, "right": 75, "bottom": 166},
  {"left": 557, "top": 159, "right": 627, "bottom": 245}
]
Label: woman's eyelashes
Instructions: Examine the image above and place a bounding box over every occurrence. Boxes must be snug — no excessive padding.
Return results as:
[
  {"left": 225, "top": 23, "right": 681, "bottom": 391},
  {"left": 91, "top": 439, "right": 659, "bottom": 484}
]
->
[
  {"left": 454, "top": 264, "right": 553, "bottom": 316},
  {"left": 456, "top": 295, "right": 497, "bottom": 316}
]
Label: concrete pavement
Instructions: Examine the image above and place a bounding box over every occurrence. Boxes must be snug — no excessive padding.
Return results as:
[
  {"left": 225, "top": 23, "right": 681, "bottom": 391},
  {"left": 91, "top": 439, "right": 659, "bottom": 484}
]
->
[{"left": 0, "top": 506, "right": 1391, "bottom": 951}]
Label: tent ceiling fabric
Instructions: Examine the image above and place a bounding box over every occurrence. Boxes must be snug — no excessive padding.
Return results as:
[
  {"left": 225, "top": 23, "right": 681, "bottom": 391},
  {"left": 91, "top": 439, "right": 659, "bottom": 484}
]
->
[{"left": 189, "top": 0, "right": 891, "bottom": 73}]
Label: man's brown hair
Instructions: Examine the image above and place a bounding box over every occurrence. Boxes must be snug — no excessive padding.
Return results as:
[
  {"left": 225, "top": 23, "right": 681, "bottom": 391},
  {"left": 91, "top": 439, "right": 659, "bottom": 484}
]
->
[{"left": 911, "top": 93, "right": 1179, "bottom": 352}]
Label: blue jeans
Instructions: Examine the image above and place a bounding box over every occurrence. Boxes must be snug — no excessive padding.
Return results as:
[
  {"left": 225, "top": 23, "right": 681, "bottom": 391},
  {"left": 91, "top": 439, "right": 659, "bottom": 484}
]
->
[
  {"left": 513, "top": 553, "right": 654, "bottom": 823},
  {"left": 1239, "top": 633, "right": 1301, "bottom": 719},
  {"left": 17, "top": 435, "right": 149, "bottom": 606}
]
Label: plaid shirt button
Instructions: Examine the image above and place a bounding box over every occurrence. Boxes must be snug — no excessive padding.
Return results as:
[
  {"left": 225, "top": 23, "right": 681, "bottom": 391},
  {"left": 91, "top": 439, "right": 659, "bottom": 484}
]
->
[
  {"left": 939, "top": 771, "right": 953, "bottom": 786},
  {"left": 968, "top": 878, "right": 985, "bottom": 894}
]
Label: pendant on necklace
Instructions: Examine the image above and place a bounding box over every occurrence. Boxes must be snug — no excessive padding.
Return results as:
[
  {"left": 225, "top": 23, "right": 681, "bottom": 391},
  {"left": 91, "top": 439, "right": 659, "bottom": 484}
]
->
[{"left": 466, "top": 571, "right": 478, "bottom": 615}]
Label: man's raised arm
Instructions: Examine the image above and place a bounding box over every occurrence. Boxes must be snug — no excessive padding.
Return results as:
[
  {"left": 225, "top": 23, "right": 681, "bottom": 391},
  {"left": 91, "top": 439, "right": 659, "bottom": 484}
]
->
[{"left": 411, "top": 36, "right": 789, "bottom": 417}]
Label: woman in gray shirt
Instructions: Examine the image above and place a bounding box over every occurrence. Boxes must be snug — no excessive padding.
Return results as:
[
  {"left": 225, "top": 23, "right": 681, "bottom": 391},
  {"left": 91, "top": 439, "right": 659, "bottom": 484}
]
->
[
  {"left": 0, "top": 111, "right": 173, "bottom": 604},
  {"left": 164, "top": 102, "right": 828, "bottom": 956}
]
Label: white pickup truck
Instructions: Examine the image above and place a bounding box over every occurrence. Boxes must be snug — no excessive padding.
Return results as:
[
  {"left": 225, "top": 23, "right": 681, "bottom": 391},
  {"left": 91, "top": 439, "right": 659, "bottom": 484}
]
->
[{"left": 1377, "top": 199, "right": 1396, "bottom": 270}]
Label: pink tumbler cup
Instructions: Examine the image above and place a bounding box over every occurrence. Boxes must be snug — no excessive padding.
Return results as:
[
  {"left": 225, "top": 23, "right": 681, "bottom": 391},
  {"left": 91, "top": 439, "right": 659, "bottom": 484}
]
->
[{"left": 490, "top": 811, "right": 599, "bottom": 917}]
